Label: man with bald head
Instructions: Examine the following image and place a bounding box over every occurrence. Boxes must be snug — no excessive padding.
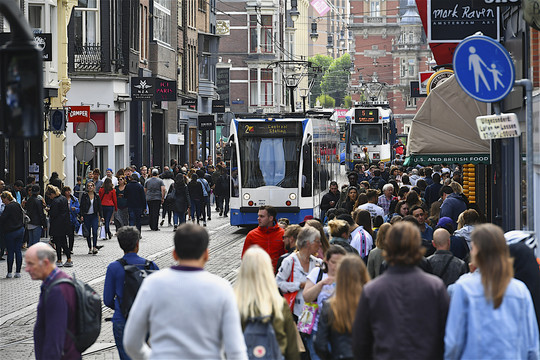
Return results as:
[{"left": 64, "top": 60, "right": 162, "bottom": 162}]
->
[
  {"left": 25, "top": 243, "right": 80, "bottom": 360},
  {"left": 427, "top": 228, "right": 468, "bottom": 286}
]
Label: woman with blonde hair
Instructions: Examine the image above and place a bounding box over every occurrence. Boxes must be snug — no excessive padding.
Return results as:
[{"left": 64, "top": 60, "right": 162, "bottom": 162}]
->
[
  {"left": 236, "top": 246, "right": 299, "bottom": 360},
  {"left": 315, "top": 255, "right": 370, "bottom": 360},
  {"left": 366, "top": 223, "right": 391, "bottom": 279},
  {"left": 445, "top": 224, "right": 539, "bottom": 359}
]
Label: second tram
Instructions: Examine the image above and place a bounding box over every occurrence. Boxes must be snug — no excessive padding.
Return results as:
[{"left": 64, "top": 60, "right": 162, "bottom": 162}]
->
[
  {"left": 344, "top": 105, "right": 397, "bottom": 170},
  {"left": 226, "top": 111, "right": 340, "bottom": 226}
]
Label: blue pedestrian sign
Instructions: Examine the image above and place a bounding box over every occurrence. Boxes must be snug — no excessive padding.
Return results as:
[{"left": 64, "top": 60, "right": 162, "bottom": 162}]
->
[{"left": 453, "top": 35, "right": 515, "bottom": 103}]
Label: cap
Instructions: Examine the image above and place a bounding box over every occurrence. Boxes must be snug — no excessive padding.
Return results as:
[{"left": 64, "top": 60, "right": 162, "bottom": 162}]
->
[
  {"left": 106, "top": 168, "right": 113, "bottom": 172},
  {"left": 437, "top": 217, "right": 453, "bottom": 228}
]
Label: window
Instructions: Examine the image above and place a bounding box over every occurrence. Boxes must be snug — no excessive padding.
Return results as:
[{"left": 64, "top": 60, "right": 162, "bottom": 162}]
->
[
  {"left": 28, "top": 5, "right": 43, "bottom": 32},
  {"left": 408, "top": 59, "right": 415, "bottom": 77},
  {"left": 115, "top": 111, "right": 124, "bottom": 132},
  {"left": 73, "top": 0, "right": 99, "bottom": 46},
  {"left": 401, "top": 59, "right": 406, "bottom": 77},
  {"left": 250, "top": 69, "right": 273, "bottom": 106},
  {"left": 200, "top": 37, "right": 210, "bottom": 80},
  {"left": 406, "top": 96, "right": 417, "bottom": 108},
  {"left": 370, "top": 1, "right": 380, "bottom": 17},
  {"left": 153, "top": 0, "right": 171, "bottom": 45},
  {"left": 130, "top": 2, "right": 139, "bottom": 51},
  {"left": 198, "top": 0, "right": 206, "bottom": 12},
  {"left": 140, "top": 4, "right": 148, "bottom": 61},
  {"left": 249, "top": 15, "right": 273, "bottom": 53}
]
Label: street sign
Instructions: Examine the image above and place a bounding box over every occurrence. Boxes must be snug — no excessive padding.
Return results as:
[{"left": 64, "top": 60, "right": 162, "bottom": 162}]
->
[
  {"left": 66, "top": 105, "right": 90, "bottom": 122},
  {"left": 453, "top": 35, "right": 515, "bottom": 103},
  {"left": 476, "top": 113, "right": 521, "bottom": 140},
  {"left": 419, "top": 71, "right": 435, "bottom": 94},
  {"left": 426, "top": 69, "right": 454, "bottom": 95},
  {"left": 198, "top": 115, "right": 215, "bottom": 130}
]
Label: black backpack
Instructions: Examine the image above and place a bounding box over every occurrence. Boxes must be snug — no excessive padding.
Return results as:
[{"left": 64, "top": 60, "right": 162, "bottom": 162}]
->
[
  {"left": 117, "top": 258, "right": 157, "bottom": 318},
  {"left": 45, "top": 275, "right": 102, "bottom": 353},
  {"left": 243, "top": 316, "right": 281, "bottom": 360}
]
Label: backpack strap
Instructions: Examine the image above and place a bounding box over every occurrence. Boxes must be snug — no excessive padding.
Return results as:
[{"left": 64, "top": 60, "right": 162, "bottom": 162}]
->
[
  {"left": 360, "top": 229, "right": 367, "bottom": 258},
  {"left": 439, "top": 255, "right": 454, "bottom": 279},
  {"left": 117, "top": 258, "right": 128, "bottom": 267},
  {"left": 316, "top": 266, "right": 324, "bottom": 283},
  {"left": 144, "top": 260, "right": 152, "bottom": 270}
]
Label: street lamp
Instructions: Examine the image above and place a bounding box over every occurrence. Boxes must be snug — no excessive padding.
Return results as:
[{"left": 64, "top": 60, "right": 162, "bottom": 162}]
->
[
  {"left": 290, "top": 0, "right": 300, "bottom": 22},
  {"left": 326, "top": 34, "right": 333, "bottom": 54},
  {"left": 310, "top": 22, "right": 318, "bottom": 42}
]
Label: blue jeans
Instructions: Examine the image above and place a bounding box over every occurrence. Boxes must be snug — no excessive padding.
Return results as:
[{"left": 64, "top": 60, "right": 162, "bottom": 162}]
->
[
  {"left": 129, "top": 207, "right": 143, "bottom": 233},
  {"left": 204, "top": 196, "right": 211, "bottom": 219},
  {"left": 305, "top": 330, "right": 320, "bottom": 360},
  {"left": 5, "top": 227, "right": 24, "bottom": 274},
  {"left": 190, "top": 199, "right": 202, "bottom": 223},
  {"left": 112, "top": 319, "right": 131, "bottom": 360},
  {"left": 27, "top": 227, "right": 42, "bottom": 247},
  {"left": 102, "top": 206, "right": 114, "bottom": 236},
  {"left": 173, "top": 211, "right": 186, "bottom": 226},
  {"left": 83, "top": 213, "right": 99, "bottom": 248}
]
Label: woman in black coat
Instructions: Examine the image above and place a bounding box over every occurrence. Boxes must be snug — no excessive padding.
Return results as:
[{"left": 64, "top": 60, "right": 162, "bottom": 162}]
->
[
  {"left": 172, "top": 173, "right": 190, "bottom": 230},
  {"left": 45, "top": 185, "right": 72, "bottom": 267},
  {"left": 0, "top": 191, "right": 25, "bottom": 278},
  {"left": 187, "top": 174, "right": 204, "bottom": 225}
]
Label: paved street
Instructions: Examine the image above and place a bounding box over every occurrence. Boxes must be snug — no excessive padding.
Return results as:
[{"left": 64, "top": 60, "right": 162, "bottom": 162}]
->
[{"left": 0, "top": 208, "right": 251, "bottom": 359}]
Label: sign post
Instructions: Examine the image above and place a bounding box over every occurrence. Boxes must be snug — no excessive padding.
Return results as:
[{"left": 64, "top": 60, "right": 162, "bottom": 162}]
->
[{"left": 454, "top": 34, "right": 519, "bottom": 231}]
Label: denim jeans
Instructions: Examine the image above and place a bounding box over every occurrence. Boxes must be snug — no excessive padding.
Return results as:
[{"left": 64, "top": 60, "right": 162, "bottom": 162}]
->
[
  {"left": 190, "top": 199, "right": 202, "bottom": 223},
  {"left": 102, "top": 206, "right": 115, "bottom": 236},
  {"left": 173, "top": 211, "right": 186, "bottom": 226},
  {"left": 128, "top": 207, "right": 143, "bottom": 233},
  {"left": 27, "top": 226, "right": 42, "bottom": 247},
  {"left": 204, "top": 196, "right": 211, "bottom": 219},
  {"left": 112, "top": 319, "right": 131, "bottom": 360},
  {"left": 305, "top": 330, "right": 321, "bottom": 360},
  {"left": 5, "top": 227, "right": 24, "bottom": 274},
  {"left": 83, "top": 213, "right": 99, "bottom": 248}
]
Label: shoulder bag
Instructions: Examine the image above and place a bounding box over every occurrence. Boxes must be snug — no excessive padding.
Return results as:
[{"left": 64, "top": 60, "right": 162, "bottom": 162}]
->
[
  {"left": 297, "top": 267, "right": 324, "bottom": 334},
  {"left": 283, "top": 257, "right": 299, "bottom": 313}
]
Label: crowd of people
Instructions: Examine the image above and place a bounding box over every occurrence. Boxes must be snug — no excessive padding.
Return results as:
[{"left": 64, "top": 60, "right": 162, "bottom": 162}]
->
[
  {"left": 5, "top": 158, "right": 540, "bottom": 360},
  {"left": 0, "top": 158, "right": 232, "bottom": 275}
]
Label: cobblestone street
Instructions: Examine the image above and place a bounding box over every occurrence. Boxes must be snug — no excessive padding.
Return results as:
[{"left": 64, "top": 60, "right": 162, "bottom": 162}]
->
[{"left": 0, "top": 208, "right": 251, "bottom": 359}]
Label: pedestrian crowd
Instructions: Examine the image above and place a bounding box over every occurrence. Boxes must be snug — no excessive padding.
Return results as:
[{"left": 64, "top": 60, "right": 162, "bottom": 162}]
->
[
  {"left": 0, "top": 158, "right": 231, "bottom": 275},
  {"left": 7, "top": 159, "right": 540, "bottom": 360}
]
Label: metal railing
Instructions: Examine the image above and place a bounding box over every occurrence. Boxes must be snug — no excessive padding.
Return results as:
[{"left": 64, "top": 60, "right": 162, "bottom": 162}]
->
[{"left": 74, "top": 44, "right": 103, "bottom": 72}]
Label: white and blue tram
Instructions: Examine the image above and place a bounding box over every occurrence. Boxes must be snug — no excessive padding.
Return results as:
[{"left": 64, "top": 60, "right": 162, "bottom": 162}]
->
[
  {"left": 226, "top": 112, "right": 340, "bottom": 226},
  {"left": 344, "top": 105, "right": 397, "bottom": 171}
]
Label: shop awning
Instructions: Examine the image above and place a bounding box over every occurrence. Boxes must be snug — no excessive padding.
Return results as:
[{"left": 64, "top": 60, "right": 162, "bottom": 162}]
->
[{"left": 405, "top": 75, "right": 490, "bottom": 166}]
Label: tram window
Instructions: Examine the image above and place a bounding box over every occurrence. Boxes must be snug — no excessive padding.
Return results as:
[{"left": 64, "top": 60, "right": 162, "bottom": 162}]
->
[
  {"left": 350, "top": 125, "right": 382, "bottom": 146},
  {"left": 239, "top": 137, "right": 301, "bottom": 188},
  {"left": 302, "top": 143, "right": 312, "bottom": 197},
  {"left": 231, "top": 143, "right": 239, "bottom": 197}
]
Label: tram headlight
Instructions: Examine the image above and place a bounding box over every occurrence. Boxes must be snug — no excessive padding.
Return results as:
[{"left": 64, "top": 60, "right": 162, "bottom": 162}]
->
[
  {"left": 243, "top": 193, "right": 250, "bottom": 200},
  {"left": 289, "top": 193, "right": 296, "bottom": 200}
]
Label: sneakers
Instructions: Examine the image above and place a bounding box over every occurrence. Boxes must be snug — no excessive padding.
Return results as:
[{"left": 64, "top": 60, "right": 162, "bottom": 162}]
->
[
  {"left": 173, "top": 225, "right": 178, "bottom": 231},
  {"left": 207, "top": 217, "right": 211, "bottom": 221},
  {"left": 160, "top": 219, "right": 165, "bottom": 226},
  {"left": 6, "top": 273, "right": 12, "bottom": 278},
  {"left": 88, "top": 249, "right": 93, "bottom": 254},
  {"left": 56, "top": 261, "right": 64, "bottom": 267},
  {"left": 203, "top": 221, "right": 207, "bottom": 227},
  {"left": 64, "top": 261, "right": 73, "bottom": 268},
  {"left": 92, "top": 247, "right": 98, "bottom": 255},
  {"left": 219, "top": 212, "right": 223, "bottom": 216},
  {"left": 14, "top": 273, "right": 21, "bottom": 278}
]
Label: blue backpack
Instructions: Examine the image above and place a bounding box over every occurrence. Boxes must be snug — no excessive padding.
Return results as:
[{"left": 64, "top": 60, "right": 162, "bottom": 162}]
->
[{"left": 243, "top": 316, "right": 281, "bottom": 360}]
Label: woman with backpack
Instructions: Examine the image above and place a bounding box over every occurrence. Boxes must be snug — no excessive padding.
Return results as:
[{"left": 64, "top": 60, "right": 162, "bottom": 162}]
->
[
  {"left": 315, "top": 255, "right": 370, "bottom": 360},
  {"left": 444, "top": 224, "right": 539, "bottom": 359},
  {"left": 235, "top": 246, "right": 299, "bottom": 360},
  {"left": 302, "top": 245, "right": 347, "bottom": 360}
]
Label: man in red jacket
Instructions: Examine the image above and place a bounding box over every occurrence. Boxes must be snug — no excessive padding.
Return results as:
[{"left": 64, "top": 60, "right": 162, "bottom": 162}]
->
[{"left": 241, "top": 205, "right": 285, "bottom": 271}]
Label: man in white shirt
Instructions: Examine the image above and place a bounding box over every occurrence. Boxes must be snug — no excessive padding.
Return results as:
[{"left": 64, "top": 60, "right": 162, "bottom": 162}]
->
[
  {"left": 357, "top": 189, "right": 385, "bottom": 219},
  {"left": 123, "top": 224, "right": 248, "bottom": 360}
]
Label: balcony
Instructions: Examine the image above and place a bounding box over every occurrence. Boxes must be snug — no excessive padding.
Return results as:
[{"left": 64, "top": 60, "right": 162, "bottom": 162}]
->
[{"left": 74, "top": 44, "right": 104, "bottom": 72}]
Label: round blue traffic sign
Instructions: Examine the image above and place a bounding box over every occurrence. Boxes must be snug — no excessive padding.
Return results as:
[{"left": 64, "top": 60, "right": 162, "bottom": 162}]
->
[{"left": 453, "top": 35, "right": 515, "bottom": 103}]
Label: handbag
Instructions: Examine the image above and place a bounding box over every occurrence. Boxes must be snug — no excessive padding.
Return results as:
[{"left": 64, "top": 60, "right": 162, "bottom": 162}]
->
[
  {"left": 19, "top": 203, "right": 30, "bottom": 226},
  {"left": 297, "top": 267, "right": 324, "bottom": 334},
  {"left": 283, "top": 257, "right": 299, "bottom": 313},
  {"left": 297, "top": 302, "right": 319, "bottom": 334},
  {"left": 99, "top": 224, "right": 106, "bottom": 240}
]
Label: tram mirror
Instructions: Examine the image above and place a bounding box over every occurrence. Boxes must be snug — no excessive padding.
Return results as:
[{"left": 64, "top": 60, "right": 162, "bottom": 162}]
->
[
  {"left": 0, "top": 43, "right": 43, "bottom": 138},
  {"left": 224, "top": 144, "right": 231, "bottom": 161},
  {"left": 383, "top": 125, "right": 389, "bottom": 145}
]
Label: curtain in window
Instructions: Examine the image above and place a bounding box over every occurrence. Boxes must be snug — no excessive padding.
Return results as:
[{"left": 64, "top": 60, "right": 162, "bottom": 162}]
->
[{"left": 259, "top": 139, "right": 285, "bottom": 186}]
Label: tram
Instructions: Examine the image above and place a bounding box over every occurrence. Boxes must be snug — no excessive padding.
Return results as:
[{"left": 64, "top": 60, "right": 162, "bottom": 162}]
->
[
  {"left": 344, "top": 104, "right": 397, "bottom": 171},
  {"left": 226, "top": 111, "right": 340, "bottom": 226}
]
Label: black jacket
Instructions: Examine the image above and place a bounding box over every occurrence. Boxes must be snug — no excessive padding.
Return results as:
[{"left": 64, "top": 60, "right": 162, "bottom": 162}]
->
[
  {"left": 124, "top": 180, "right": 146, "bottom": 209},
  {"left": 187, "top": 180, "right": 204, "bottom": 201},
  {"left": 172, "top": 182, "right": 190, "bottom": 213},
  {"left": 25, "top": 195, "right": 46, "bottom": 227},
  {"left": 0, "top": 201, "right": 24, "bottom": 233},
  {"left": 79, "top": 192, "right": 103, "bottom": 218},
  {"left": 320, "top": 191, "right": 341, "bottom": 211},
  {"left": 48, "top": 195, "right": 71, "bottom": 237},
  {"left": 315, "top": 301, "right": 353, "bottom": 360}
]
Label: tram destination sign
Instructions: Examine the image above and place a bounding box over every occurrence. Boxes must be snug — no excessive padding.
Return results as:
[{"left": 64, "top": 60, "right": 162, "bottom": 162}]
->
[
  {"left": 240, "top": 122, "right": 302, "bottom": 137},
  {"left": 354, "top": 108, "right": 379, "bottom": 123}
]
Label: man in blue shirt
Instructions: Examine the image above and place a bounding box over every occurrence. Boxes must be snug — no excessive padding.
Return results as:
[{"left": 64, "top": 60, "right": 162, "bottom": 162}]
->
[{"left": 103, "top": 226, "right": 159, "bottom": 360}]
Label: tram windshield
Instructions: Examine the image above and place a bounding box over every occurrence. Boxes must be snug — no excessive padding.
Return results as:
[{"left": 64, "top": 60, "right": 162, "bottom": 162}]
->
[
  {"left": 350, "top": 124, "right": 382, "bottom": 146},
  {"left": 238, "top": 122, "right": 302, "bottom": 188}
]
